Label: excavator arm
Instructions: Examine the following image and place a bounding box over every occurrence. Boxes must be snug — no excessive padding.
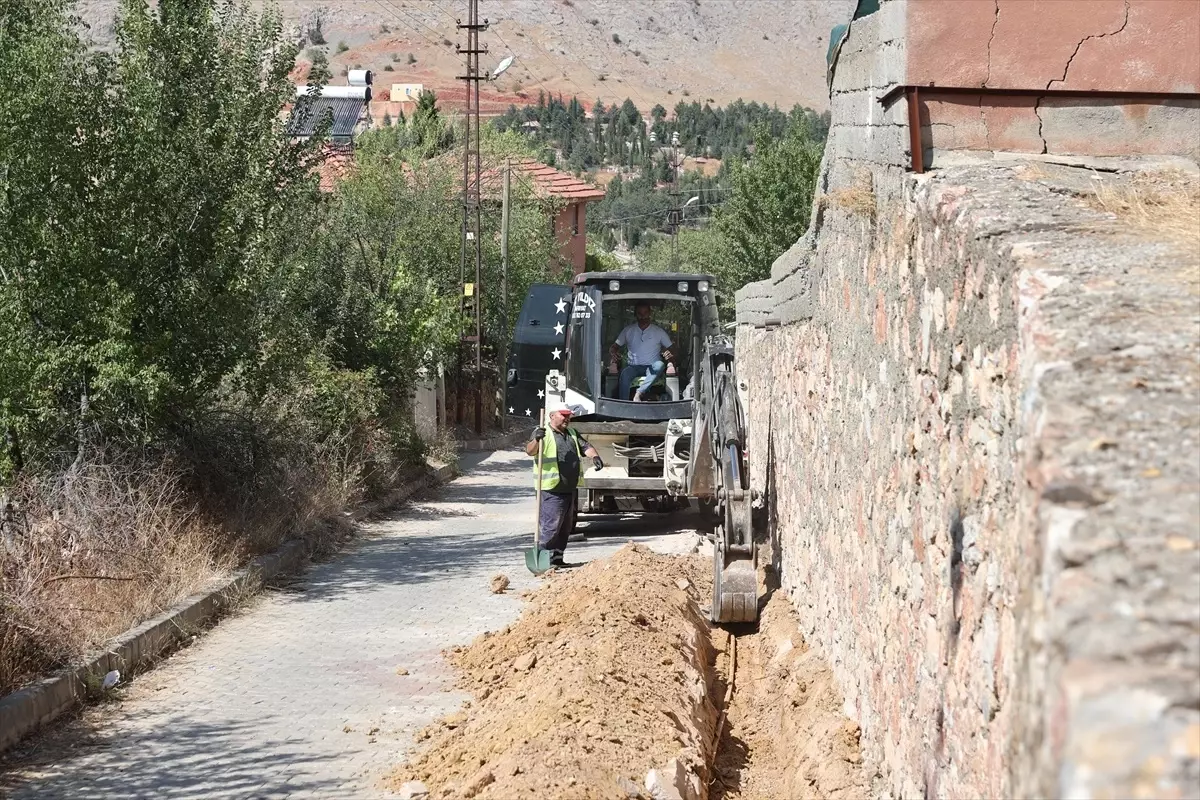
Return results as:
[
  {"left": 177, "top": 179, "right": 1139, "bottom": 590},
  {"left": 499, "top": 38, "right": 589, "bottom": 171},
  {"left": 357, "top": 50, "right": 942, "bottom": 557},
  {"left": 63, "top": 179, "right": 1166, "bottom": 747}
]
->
[{"left": 688, "top": 335, "right": 757, "bottom": 623}]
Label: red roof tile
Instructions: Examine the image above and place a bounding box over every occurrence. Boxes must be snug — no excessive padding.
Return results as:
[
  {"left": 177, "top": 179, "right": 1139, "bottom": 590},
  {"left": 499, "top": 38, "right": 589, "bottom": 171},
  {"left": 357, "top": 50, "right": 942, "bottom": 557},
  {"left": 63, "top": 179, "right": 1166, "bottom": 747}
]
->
[
  {"left": 476, "top": 157, "right": 606, "bottom": 202},
  {"left": 315, "top": 145, "right": 355, "bottom": 193}
]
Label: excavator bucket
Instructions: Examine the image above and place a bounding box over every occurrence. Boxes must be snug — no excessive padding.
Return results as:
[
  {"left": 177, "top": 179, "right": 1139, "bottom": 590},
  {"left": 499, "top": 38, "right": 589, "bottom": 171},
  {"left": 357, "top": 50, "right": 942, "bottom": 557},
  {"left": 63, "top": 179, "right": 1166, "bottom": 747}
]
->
[{"left": 712, "top": 549, "right": 757, "bottom": 623}]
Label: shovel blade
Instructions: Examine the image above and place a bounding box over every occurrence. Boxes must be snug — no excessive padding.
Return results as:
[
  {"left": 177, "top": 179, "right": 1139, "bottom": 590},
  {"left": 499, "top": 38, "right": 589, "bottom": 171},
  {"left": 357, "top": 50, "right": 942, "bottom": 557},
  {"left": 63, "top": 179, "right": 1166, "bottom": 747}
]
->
[{"left": 524, "top": 546, "right": 553, "bottom": 575}]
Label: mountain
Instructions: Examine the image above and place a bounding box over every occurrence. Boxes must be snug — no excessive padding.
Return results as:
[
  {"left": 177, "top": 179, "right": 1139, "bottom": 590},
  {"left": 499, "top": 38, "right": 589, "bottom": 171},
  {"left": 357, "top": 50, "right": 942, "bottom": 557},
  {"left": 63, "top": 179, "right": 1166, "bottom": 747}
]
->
[{"left": 75, "top": 0, "right": 853, "bottom": 114}]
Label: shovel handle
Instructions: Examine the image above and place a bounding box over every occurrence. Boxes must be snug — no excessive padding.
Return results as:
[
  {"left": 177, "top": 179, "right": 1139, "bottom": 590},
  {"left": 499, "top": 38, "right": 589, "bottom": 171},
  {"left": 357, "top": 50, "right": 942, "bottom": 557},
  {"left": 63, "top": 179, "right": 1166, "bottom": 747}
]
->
[{"left": 534, "top": 409, "right": 545, "bottom": 550}]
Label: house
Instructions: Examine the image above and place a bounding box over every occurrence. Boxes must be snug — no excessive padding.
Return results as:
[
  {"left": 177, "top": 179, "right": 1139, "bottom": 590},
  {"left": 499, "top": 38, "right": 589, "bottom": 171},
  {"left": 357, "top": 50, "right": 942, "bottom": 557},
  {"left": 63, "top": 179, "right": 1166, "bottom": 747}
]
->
[
  {"left": 390, "top": 83, "right": 424, "bottom": 102},
  {"left": 288, "top": 71, "right": 373, "bottom": 190},
  {"left": 479, "top": 158, "right": 605, "bottom": 276}
]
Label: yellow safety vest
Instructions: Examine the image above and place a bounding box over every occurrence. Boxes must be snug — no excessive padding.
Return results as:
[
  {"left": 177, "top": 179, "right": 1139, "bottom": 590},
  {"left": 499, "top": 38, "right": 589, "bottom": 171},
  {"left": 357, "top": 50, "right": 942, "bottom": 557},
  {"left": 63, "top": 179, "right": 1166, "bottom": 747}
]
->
[{"left": 533, "top": 428, "right": 584, "bottom": 491}]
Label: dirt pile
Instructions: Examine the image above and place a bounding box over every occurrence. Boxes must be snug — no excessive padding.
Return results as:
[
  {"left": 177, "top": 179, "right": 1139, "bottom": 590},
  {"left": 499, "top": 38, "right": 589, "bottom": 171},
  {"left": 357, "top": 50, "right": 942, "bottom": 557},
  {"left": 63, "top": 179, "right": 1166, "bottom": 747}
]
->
[
  {"left": 389, "top": 544, "right": 716, "bottom": 799},
  {"left": 712, "top": 589, "right": 869, "bottom": 799},
  {"left": 390, "top": 547, "right": 868, "bottom": 800}
]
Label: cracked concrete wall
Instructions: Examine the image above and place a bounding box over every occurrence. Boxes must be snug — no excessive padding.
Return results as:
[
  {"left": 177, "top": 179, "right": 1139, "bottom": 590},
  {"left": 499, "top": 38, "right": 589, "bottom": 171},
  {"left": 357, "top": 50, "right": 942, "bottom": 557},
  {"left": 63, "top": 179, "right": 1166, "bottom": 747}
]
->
[
  {"left": 908, "top": 0, "right": 1200, "bottom": 161},
  {"left": 735, "top": 1, "right": 1199, "bottom": 797}
]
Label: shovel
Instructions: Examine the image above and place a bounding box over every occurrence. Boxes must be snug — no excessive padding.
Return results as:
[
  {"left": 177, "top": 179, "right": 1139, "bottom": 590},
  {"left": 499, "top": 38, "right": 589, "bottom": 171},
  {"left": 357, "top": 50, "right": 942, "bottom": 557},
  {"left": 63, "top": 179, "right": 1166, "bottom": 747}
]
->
[{"left": 524, "top": 410, "right": 553, "bottom": 575}]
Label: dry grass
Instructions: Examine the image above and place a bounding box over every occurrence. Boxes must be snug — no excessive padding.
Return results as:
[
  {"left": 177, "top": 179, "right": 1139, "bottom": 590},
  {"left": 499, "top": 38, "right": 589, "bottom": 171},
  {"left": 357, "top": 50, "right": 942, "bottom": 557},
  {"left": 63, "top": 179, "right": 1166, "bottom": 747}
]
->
[
  {"left": 0, "top": 462, "right": 233, "bottom": 695},
  {"left": 423, "top": 426, "right": 461, "bottom": 468},
  {"left": 1086, "top": 170, "right": 1200, "bottom": 253},
  {"left": 0, "top": 405, "right": 422, "bottom": 696},
  {"left": 822, "top": 170, "right": 876, "bottom": 219}
]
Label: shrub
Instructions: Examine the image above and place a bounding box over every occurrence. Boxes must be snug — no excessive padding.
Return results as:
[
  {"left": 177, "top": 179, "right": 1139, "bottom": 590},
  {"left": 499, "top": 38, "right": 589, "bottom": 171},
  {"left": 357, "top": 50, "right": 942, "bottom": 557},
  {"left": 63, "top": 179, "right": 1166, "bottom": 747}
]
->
[
  {"left": 337, "top": 40, "right": 349, "bottom": 53},
  {"left": 304, "top": 7, "right": 327, "bottom": 44},
  {"left": 408, "top": 52, "right": 417, "bottom": 64},
  {"left": 611, "top": 33, "right": 621, "bottom": 44}
]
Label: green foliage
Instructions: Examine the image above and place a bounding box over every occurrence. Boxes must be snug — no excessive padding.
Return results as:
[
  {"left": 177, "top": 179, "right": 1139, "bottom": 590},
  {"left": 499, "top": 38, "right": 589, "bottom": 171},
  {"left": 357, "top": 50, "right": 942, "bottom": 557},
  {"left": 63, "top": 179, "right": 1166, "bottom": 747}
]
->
[
  {"left": 0, "top": 0, "right": 825, "bottom": 485},
  {"left": 0, "top": 0, "right": 324, "bottom": 472},
  {"left": 713, "top": 121, "right": 823, "bottom": 288}
]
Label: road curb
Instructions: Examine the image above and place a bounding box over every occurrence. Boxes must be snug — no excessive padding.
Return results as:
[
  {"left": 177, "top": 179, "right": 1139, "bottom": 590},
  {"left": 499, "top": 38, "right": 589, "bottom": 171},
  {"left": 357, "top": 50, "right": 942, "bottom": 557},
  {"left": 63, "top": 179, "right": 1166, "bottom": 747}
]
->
[{"left": 0, "top": 460, "right": 458, "bottom": 755}]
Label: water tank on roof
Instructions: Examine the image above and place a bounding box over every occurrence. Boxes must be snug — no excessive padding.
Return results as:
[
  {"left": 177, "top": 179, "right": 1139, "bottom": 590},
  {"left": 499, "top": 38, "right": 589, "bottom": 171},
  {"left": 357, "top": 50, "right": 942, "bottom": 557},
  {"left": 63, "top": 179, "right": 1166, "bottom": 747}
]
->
[
  {"left": 348, "top": 69, "right": 373, "bottom": 87},
  {"left": 296, "top": 85, "right": 372, "bottom": 102}
]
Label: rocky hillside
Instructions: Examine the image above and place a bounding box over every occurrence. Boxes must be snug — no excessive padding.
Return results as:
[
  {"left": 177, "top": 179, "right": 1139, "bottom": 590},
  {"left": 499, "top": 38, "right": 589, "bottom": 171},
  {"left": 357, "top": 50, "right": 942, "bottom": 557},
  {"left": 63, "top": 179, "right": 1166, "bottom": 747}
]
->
[{"left": 76, "top": 0, "right": 852, "bottom": 113}]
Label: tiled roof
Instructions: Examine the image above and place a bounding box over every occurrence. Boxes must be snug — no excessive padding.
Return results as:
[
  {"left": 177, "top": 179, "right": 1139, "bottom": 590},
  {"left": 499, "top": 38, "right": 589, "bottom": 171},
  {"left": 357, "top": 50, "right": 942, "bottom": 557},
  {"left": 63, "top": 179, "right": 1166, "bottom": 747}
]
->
[
  {"left": 315, "top": 145, "right": 355, "bottom": 193},
  {"left": 317, "top": 151, "right": 604, "bottom": 201},
  {"left": 464, "top": 157, "right": 605, "bottom": 202},
  {"left": 503, "top": 158, "right": 606, "bottom": 202}
]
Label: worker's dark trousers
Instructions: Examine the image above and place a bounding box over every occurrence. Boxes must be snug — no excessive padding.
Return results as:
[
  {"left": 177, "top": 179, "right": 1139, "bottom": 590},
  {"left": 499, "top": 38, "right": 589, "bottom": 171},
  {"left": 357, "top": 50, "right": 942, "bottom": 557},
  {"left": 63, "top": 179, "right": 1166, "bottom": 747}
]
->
[{"left": 539, "top": 490, "right": 577, "bottom": 559}]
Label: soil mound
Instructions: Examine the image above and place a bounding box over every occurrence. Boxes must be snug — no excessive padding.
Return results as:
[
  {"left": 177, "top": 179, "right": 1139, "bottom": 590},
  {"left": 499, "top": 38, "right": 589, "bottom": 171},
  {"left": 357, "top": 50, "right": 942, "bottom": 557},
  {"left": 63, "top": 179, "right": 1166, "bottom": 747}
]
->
[
  {"left": 389, "top": 546, "right": 868, "bottom": 799},
  {"left": 389, "top": 544, "right": 717, "bottom": 799}
]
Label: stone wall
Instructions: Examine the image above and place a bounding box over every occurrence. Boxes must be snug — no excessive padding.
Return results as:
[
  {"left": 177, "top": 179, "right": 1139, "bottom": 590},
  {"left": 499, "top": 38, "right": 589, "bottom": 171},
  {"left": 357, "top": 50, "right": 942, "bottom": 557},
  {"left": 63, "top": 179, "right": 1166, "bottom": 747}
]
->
[
  {"left": 735, "top": 1, "right": 1199, "bottom": 797},
  {"left": 739, "top": 158, "right": 1199, "bottom": 800}
]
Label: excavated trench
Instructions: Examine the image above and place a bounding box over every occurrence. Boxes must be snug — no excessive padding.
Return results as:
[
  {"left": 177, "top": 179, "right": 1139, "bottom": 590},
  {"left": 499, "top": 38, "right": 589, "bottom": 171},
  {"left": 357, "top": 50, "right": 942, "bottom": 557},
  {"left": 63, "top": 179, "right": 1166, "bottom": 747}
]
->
[{"left": 388, "top": 544, "right": 867, "bottom": 799}]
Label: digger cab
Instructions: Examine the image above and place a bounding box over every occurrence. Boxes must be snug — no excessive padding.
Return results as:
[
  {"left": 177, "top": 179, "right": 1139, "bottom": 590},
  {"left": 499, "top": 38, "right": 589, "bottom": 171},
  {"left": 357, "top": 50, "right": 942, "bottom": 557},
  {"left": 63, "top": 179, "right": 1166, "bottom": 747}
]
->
[{"left": 550, "top": 272, "right": 721, "bottom": 421}]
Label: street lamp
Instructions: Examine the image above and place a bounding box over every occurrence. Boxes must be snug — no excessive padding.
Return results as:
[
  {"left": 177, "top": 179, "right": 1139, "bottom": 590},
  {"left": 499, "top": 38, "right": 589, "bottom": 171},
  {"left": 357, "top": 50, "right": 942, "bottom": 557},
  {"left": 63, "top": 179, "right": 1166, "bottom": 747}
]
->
[{"left": 489, "top": 55, "right": 515, "bottom": 81}]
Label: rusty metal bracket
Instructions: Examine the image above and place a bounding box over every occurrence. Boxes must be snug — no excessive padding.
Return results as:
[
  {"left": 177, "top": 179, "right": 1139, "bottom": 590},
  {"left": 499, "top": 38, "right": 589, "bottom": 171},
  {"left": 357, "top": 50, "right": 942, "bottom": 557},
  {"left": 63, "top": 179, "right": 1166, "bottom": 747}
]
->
[{"left": 878, "top": 85, "right": 1200, "bottom": 174}]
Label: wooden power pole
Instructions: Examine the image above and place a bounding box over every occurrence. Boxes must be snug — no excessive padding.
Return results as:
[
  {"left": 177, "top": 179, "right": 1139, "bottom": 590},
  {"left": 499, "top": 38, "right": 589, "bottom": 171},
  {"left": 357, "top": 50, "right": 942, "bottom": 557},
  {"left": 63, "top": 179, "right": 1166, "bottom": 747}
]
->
[
  {"left": 457, "top": 0, "right": 488, "bottom": 435},
  {"left": 499, "top": 159, "right": 511, "bottom": 431}
]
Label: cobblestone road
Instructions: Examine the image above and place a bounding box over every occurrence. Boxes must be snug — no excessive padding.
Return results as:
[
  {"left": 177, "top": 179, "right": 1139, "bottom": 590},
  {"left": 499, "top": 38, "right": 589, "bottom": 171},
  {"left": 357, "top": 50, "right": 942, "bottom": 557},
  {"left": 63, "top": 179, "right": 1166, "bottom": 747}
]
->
[{"left": 0, "top": 448, "right": 701, "bottom": 799}]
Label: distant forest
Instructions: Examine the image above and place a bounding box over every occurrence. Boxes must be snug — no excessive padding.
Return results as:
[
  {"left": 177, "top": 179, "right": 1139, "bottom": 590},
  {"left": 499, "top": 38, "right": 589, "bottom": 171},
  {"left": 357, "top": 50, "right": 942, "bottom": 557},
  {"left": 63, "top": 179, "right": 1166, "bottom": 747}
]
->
[
  {"left": 493, "top": 92, "right": 830, "bottom": 171},
  {"left": 491, "top": 93, "right": 830, "bottom": 251}
]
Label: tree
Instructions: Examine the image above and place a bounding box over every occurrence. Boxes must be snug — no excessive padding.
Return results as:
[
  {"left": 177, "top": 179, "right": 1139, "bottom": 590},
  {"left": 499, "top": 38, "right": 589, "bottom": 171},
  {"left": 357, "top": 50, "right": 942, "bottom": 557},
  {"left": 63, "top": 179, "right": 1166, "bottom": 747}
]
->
[
  {"left": 409, "top": 89, "right": 452, "bottom": 155},
  {"left": 713, "top": 121, "right": 822, "bottom": 289},
  {"left": 0, "top": 0, "right": 326, "bottom": 471}
]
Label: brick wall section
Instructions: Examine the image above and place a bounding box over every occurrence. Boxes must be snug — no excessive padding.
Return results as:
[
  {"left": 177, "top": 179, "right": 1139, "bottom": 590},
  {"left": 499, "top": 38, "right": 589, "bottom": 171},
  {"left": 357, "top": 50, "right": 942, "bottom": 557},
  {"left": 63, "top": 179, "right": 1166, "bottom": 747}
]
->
[{"left": 738, "top": 162, "right": 1200, "bottom": 798}]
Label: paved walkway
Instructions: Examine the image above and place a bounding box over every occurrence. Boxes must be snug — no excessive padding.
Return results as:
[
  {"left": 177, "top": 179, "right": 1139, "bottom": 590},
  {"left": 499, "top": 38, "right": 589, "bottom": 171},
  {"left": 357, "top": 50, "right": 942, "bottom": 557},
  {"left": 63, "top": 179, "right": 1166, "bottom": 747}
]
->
[{"left": 0, "top": 448, "right": 701, "bottom": 799}]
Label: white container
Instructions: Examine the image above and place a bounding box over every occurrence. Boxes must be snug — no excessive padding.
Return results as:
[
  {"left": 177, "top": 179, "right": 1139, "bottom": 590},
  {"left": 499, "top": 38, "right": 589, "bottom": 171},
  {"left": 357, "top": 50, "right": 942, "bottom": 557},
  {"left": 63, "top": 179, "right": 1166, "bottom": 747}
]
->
[{"left": 296, "top": 85, "right": 372, "bottom": 101}]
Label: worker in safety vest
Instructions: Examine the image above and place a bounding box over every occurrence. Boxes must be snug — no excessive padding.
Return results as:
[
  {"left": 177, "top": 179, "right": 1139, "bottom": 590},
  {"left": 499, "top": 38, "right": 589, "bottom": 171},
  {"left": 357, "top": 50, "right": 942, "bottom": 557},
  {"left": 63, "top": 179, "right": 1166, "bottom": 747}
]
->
[{"left": 525, "top": 405, "right": 603, "bottom": 567}]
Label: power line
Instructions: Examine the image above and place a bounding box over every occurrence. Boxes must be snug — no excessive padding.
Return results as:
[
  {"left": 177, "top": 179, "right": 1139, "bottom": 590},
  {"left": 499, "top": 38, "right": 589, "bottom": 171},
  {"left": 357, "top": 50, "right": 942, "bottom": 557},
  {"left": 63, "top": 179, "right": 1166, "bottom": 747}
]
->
[
  {"left": 594, "top": 198, "right": 728, "bottom": 227},
  {"left": 380, "top": 0, "right": 448, "bottom": 45},
  {"left": 371, "top": 0, "right": 449, "bottom": 51}
]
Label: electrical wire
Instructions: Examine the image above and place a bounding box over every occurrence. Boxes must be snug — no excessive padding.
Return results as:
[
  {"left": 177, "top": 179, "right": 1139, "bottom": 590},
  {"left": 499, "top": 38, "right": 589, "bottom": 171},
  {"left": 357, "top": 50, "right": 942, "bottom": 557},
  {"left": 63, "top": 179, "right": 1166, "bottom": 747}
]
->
[
  {"left": 379, "top": 0, "right": 450, "bottom": 48},
  {"left": 371, "top": 0, "right": 449, "bottom": 52},
  {"left": 593, "top": 199, "right": 728, "bottom": 228}
]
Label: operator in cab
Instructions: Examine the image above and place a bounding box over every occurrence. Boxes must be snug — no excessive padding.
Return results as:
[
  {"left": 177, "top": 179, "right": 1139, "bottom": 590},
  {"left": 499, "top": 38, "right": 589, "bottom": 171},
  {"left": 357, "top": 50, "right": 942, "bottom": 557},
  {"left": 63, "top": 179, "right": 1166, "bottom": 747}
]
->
[
  {"left": 609, "top": 302, "right": 674, "bottom": 402},
  {"left": 526, "top": 405, "right": 603, "bottom": 568}
]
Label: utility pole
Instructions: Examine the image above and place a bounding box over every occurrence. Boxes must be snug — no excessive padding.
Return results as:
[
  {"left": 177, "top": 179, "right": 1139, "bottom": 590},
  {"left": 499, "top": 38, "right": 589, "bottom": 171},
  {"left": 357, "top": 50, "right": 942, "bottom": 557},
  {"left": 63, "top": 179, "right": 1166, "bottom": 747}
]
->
[
  {"left": 457, "top": 0, "right": 488, "bottom": 435},
  {"left": 669, "top": 130, "right": 681, "bottom": 270},
  {"left": 499, "top": 159, "right": 511, "bottom": 431}
]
